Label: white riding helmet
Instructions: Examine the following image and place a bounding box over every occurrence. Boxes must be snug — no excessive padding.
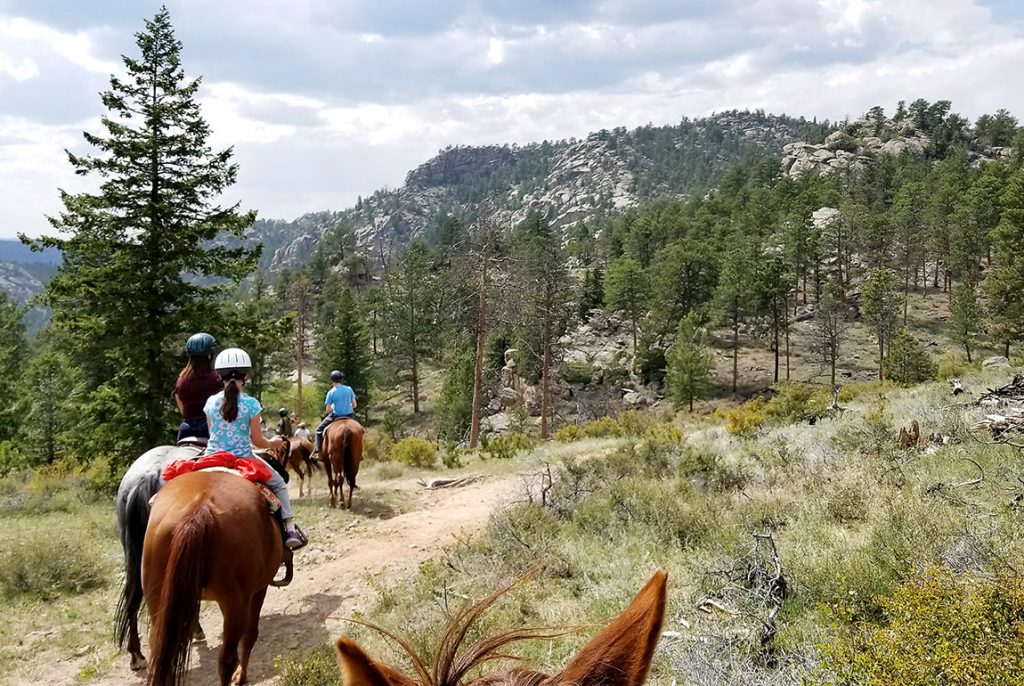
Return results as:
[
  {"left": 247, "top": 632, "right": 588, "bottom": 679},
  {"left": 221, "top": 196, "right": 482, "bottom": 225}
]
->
[{"left": 214, "top": 347, "right": 252, "bottom": 372}]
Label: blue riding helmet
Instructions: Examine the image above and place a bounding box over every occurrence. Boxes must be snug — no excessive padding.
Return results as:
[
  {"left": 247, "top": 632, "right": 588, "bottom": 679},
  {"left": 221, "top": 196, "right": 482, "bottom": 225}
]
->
[{"left": 185, "top": 332, "right": 216, "bottom": 357}]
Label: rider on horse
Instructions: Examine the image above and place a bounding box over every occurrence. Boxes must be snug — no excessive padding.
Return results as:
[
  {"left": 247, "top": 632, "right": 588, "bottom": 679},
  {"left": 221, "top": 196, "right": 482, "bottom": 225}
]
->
[
  {"left": 276, "top": 407, "right": 294, "bottom": 438},
  {"left": 313, "top": 370, "right": 357, "bottom": 457},
  {"left": 174, "top": 332, "right": 222, "bottom": 443},
  {"left": 204, "top": 347, "right": 305, "bottom": 550}
]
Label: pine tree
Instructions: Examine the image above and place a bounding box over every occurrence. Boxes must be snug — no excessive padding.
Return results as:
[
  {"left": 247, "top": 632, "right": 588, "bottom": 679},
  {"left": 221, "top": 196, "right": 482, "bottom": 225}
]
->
[
  {"left": 603, "top": 256, "right": 649, "bottom": 351},
  {"left": 861, "top": 268, "right": 903, "bottom": 380},
  {"left": 986, "top": 168, "right": 1024, "bottom": 357},
  {"left": 0, "top": 293, "right": 27, "bottom": 443},
  {"left": 715, "top": 242, "right": 758, "bottom": 396},
  {"left": 20, "top": 343, "right": 78, "bottom": 464},
  {"left": 319, "top": 285, "right": 372, "bottom": 420},
  {"left": 22, "top": 9, "right": 257, "bottom": 459},
  {"left": 665, "top": 313, "right": 714, "bottom": 412},
  {"left": 813, "top": 280, "right": 847, "bottom": 387},
  {"left": 381, "top": 240, "right": 436, "bottom": 413},
  {"left": 884, "top": 329, "right": 936, "bottom": 386},
  {"left": 512, "top": 213, "right": 569, "bottom": 439},
  {"left": 437, "top": 348, "right": 475, "bottom": 442},
  {"left": 949, "top": 282, "right": 981, "bottom": 363}
]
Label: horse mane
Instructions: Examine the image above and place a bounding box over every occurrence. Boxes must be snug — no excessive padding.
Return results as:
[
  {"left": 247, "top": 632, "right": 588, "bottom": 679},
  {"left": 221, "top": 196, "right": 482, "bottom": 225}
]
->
[
  {"left": 295, "top": 436, "right": 315, "bottom": 453},
  {"left": 353, "top": 571, "right": 565, "bottom": 686}
]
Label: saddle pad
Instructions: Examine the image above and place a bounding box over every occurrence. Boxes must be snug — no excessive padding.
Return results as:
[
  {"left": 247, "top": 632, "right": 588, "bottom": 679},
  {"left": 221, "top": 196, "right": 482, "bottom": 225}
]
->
[
  {"left": 150, "top": 465, "right": 281, "bottom": 513},
  {"left": 163, "top": 450, "right": 272, "bottom": 483}
]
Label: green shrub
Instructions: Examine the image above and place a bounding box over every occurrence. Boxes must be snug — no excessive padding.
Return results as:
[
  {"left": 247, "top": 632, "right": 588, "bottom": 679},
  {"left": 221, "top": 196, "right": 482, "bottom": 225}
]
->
[
  {"left": 564, "top": 360, "right": 596, "bottom": 384},
  {"left": 837, "top": 379, "right": 897, "bottom": 403},
  {"left": 554, "top": 424, "right": 586, "bottom": 443},
  {"left": 617, "top": 409, "right": 654, "bottom": 436},
  {"left": 582, "top": 416, "right": 624, "bottom": 438},
  {"left": 824, "top": 478, "right": 870, "bottom": 524},
  {"left": 884, "top": 329, "right": 937, "bottom": 386},
  {"left": 811, "top": 569, "right": 1024, "bottom": 685},
  {"left": 935, "top": 352, "right": 976, "bottom": 380},
  {"left": 0, "top": 527, "right": 109, "bottom": 599},
  {"left": 643, "top": 422, "right": 683, "bottom": 443},
  {"left": 714, "top": 398, "right": 766, "bottom": 436},
  {"left": 381, "top": 407, "right": 407, "bottom": 441},
  {"left": 276, "top": 643, "right": 337, "bottom": 686},
  {"left": 480, "top": 433, "right": 534, "bottom": 460},
  {"left": 391, "top": 437, "right": 438, "bottom": 468},
  {"left": 362, "top": 429, "right": 394, "bottom": 462},
  {"left": 764, "top": 382, "right": 827, "bottom": 422},
  {"left": 0, "top": 441, "right": 28, "bottom": 476},
  {"left": 440, "top": 442, "right": 465, "bottom": 469}
]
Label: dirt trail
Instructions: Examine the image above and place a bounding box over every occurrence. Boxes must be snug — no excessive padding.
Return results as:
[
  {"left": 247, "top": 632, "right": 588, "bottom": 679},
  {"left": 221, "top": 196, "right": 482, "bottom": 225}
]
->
[{"left": 33, "top": 471, "right": 525, "bottom": 686}]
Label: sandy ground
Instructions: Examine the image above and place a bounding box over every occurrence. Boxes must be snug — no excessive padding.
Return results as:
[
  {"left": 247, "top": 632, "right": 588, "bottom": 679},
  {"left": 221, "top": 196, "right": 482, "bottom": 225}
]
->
[{"left": 26, "top": 470, "right": 524, "bottom": 686}]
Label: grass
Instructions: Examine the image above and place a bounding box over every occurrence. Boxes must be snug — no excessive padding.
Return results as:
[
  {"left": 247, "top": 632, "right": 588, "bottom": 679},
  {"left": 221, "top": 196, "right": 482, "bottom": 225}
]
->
[{"left": 279, "top": 364, "right": 1024, "bottom": 686}]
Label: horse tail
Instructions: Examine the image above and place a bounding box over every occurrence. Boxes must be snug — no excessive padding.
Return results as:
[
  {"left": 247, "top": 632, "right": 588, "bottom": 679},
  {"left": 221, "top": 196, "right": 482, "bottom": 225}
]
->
[
  {"left": 340, "top": 427, "right": 354, "bottom": 488},
  {"left": 147, "top": 504, "right": 214, "bottom": 686},
  {"left": 114, "top": 470, "right": 160, "bottom": 651},
  {"left": 302, "top": 437, "right": 321, "bottom": 472}
]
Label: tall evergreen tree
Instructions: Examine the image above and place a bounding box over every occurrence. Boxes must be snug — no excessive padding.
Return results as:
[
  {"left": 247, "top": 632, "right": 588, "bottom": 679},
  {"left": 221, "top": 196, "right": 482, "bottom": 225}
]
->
[
  {"left": 986, "top": 168, "right": 1024, "bottom": 357},
  {"left": 949, "top": 282, "right": 981, "bottom": 363},
  {"left": 665, "top": 313, "right": 714, "bottom": 412},
  {"left": 715, "top": 242, "right": 759, "bottom": 396},
  {"left": 861, "top": 267, "right": 903, "bottom": 380},
  {"left": 319, "top": 284, "right": 373, "bottom": 420},
  {"left": 513, "top": 213, "right": 569, "bottom": 439},
  {"left": 0, "top": 293, "right": 27, "bottom": 444},
  {"left": 813, "top": 280, "right": 847, "bottom": 387},
  {"left": 381, "top": 240, "right": 436, "bottom": 413},
  {"left": 23, "top": 9, "right": 257, "bottom": 459},
  {"left": 604, "top": 256, "right": 649, "bottom": 351}
]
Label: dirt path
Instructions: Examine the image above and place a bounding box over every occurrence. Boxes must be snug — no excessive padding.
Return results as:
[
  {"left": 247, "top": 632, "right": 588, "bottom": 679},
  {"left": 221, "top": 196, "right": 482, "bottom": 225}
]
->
[{"left": 32, "top": 470, "right": 525, "bottom": 686}]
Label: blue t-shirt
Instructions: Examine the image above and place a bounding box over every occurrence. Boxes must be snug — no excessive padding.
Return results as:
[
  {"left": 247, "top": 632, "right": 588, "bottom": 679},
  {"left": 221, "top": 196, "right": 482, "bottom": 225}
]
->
[
  {"left": 203, "top": 390, "right": 263, "bottom": 457},
  {"left": 325, "top": 385, "right": 355, "bottom": 417}
]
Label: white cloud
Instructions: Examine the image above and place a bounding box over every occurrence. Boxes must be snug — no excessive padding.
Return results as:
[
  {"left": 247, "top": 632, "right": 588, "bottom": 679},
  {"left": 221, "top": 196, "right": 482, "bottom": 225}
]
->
[{"left": 2, "top": 0, "right": 1024, "bottom": 236}]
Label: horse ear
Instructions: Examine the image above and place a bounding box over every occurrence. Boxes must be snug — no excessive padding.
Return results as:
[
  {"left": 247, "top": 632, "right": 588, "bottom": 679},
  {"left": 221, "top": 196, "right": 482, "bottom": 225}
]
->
[
  {"left": 336, "top": 637, "right": 418, "bottom": 686},
  {"left": 547, "top": 571, "right": 667, "bottom": 686}
]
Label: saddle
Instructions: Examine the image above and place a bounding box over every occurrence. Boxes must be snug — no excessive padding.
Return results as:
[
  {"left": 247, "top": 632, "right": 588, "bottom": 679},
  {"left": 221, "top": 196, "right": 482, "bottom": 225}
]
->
[{"left": 175, "top": 436, "right": 208, "bottom": 449}]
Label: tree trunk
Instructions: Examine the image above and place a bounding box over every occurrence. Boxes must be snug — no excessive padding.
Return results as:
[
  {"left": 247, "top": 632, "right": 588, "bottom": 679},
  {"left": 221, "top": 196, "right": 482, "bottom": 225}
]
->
[
  {"left": 1005, "top": 341, "right": 1011, "bottom": 359},
  {"left": 785, "top": 307, "right": 791, "bottom": 381},
  {"left": 540, "top": 285, "right": 552, "bottom": 440},
  {"left": 773, "top": 314, "right": 780, "bottom": 384},
  {"left": 469, "top": 242, "right": 490, "bottom": 449},
  {"left": 965, "top": 342, "right": 972, "bottom": 364},
  {"left": 878, "top": 334, "right": 885, "bottom": 381},
  {"left": 732, "top": 308, "right": 739, "bottom": 397},
  {"left": 830, "top": 348, "right": 836, "bottom": 387}
]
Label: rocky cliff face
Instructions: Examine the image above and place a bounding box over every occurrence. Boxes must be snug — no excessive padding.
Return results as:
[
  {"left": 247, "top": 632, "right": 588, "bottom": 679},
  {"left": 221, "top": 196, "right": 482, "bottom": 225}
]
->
[
  {"left": 0, "top": 262, "right": 43, "bottom": 304},
  {"left": 268, "top": 110, "right": 814, "bottom": 269}
]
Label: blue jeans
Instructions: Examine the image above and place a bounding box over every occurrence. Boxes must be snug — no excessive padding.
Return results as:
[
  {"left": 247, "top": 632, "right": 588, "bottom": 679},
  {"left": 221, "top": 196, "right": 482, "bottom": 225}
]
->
[
  {"left": 177, "top": 417, "right": 209, "bottom": 442},
  {"left": 247, "top": 454, "right": 294, "bottom": 520},
  {"left": 315, "top": 414, "right": 352, "bottom": 452}
]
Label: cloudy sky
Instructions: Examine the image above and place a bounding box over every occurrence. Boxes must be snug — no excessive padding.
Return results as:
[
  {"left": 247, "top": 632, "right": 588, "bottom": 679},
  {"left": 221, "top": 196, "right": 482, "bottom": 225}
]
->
[{"left": 1, "top": 0, "right": 1022, "bottom": 238}]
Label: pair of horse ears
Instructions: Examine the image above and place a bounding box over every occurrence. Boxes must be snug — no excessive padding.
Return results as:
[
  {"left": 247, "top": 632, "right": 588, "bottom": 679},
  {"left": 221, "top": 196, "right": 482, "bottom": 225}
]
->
[{"left": 336, "top": 571, "right": 667, "bottom": 686}]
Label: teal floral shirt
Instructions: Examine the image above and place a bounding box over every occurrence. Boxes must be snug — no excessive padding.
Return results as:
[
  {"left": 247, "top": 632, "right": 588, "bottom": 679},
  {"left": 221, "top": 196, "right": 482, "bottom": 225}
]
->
[{"left": 202, "top": 391, "right": 262, "bottom": 457}]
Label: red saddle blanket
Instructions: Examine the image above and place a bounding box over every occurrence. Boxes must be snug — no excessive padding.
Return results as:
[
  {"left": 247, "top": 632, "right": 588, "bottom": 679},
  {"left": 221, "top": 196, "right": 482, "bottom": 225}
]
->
[{"left": 162, "top": 450, "right": 273, "bottom": 483}]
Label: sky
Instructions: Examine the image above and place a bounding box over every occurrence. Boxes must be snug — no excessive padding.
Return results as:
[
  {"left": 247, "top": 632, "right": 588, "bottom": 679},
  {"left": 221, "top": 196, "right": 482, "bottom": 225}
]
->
[{"left": 1, "top": 0, "right": 1023, "bottom": 239}]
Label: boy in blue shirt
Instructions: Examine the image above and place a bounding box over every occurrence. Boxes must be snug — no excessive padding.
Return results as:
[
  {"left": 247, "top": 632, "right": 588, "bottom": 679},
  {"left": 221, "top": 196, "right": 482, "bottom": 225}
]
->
[{"left": 314, "top": 370, "right": 357, "bottom": 455}]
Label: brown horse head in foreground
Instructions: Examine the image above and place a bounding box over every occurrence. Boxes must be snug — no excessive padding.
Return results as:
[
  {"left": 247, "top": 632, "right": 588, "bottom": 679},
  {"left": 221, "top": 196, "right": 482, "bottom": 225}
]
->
[
  {"left": 142, "top": 471, "right": 287, "bottom": 686},
  {"left": 336, "top": 571, "right": 667, "bottom": 686},
  {"left": 323, "top": 418, "right": 364, "bottom": 509}
]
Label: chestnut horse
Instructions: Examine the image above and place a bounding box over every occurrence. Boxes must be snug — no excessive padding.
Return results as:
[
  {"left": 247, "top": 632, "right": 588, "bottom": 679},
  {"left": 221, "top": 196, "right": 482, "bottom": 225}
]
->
[
  {"left": 142, "top": 471, "right": 287, "bottom": 686},
  {"left": 115, "top": 443, "right": 206, "bottom": 671},
  {"left": 286, "top": 435, "right": 319, "bottom": 497},
  {"left": 323, "top": 418, "right": 364, "bottom": 509},
  {"left": 335, "top": 571, "right": 667, "bottom": 686}
]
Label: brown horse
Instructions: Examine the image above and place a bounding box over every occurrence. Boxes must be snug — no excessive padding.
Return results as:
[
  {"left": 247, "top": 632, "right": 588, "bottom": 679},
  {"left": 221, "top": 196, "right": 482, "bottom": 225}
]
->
[
  {"left": 142, "top": 471, "right": 287, "bottom": 686},
  {"left": 285, "top": 435, "right": 320, "bottom": 497},
  {"left": 323, "top": 418, "right": 364, "bottom": 509},
  {"left": 334, "top": 571, "right": 667, "bottom": 686}
]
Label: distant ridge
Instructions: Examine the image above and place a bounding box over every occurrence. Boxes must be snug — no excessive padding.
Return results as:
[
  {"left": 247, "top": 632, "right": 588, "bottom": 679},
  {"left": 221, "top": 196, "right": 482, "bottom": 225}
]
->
[{"left": 0, "top": 239, "right": 60, "bottom": 264}]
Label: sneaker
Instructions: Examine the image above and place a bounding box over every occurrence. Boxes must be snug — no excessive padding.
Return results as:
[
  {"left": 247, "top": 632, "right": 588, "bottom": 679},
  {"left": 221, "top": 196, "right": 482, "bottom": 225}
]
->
[{"left": 285, "top": 527, "right": 306, "bottom": 550}]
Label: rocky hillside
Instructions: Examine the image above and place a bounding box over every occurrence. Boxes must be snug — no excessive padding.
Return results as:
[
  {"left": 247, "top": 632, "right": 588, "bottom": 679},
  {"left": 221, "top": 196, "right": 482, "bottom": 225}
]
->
[{"left": 265, "top": 110, "right": 820, "bottom": 268}]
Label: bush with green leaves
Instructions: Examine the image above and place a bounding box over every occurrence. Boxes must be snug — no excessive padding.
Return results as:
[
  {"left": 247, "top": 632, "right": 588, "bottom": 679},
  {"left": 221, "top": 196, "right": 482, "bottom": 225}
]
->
[
  {"left": 563, "top": 360, "right": 596, "bottom": 384},
  {"left": 812, "top": 568, "right": 1024, "bottom": 685},
  {"left": 884, "top": 329, "right": 936, "bottom": 386},
  {"left": 479, "top": 433, "right": 535, "bottom": 460},
  {"left": 390, "top": 437, "right": 438, "bottom": 468},
  {"left": 362, "top": 429, "right": 394, "bottom": 462},
  {"left": 764, "top": 382, "right": 829, "bottom": 422},
  {"left": 554, "top": 424, "right": 586, "bottom": 443}
]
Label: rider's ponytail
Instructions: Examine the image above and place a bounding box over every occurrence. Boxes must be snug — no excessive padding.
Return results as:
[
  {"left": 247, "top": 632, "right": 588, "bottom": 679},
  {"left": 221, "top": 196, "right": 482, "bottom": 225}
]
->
[{"left": 220, "top": 373, "right": 243, "bottom": 423}]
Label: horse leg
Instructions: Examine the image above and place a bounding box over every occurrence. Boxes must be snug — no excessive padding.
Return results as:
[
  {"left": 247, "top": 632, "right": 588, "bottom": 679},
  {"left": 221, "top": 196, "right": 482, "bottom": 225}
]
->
[
  {"left": 234, "top": 588, "right": 267, "bottom": 685},
  {"left": 217, "top": 594, "right": 248, "bottom": 686},
  {"left": 125, "top": 592, "right": 147, "bottom": 670}
]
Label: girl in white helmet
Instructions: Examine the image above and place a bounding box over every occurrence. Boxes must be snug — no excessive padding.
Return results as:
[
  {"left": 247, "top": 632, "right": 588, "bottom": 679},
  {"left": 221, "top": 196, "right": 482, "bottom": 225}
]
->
[{"left": 204, "top": 347, "right": 304, "bottom": 550}]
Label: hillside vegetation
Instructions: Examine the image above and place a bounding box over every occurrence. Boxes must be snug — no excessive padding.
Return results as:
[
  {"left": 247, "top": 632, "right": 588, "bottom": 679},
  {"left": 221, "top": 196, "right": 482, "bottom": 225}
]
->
[{"left": 278, "top": 369, "right": 1024, "bottom": 686}]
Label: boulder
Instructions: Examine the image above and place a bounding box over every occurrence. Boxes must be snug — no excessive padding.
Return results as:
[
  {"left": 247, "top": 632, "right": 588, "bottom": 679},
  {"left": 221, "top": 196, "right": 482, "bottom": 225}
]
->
[
  {"left": 983, "top": 356, "right": 1010, "bottom": 369},
  {"left": 623, "top": 391, "right": 650, "bottom": 407},
  {"left": 482, "top": 412, "right": 512, "bottom": 434},
  {"left": 499, "top": 387, "right": 520, "bottom": 406}
]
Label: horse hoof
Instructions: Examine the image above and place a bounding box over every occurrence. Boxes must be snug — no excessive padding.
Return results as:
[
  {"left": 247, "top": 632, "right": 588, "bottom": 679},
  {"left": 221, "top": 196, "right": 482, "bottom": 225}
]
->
[
  {"left": 130, "top": 654, "right": 148, "bottom": 671},
  {"left": 232, "top": 664, "right": 247, "bottom": 684}
]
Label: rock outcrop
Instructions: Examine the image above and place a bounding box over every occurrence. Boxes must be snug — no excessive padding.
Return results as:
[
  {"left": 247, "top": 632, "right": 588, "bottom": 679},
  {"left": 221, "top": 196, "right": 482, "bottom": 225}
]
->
[{"left": 781, "top": 116, "right": 930, "bottom": 178}]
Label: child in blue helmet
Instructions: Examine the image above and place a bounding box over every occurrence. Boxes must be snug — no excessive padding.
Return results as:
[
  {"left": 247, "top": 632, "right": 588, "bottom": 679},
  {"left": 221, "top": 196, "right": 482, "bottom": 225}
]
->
[{"left": 313, "top": 370, "right": 356, "bottom": 455}]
